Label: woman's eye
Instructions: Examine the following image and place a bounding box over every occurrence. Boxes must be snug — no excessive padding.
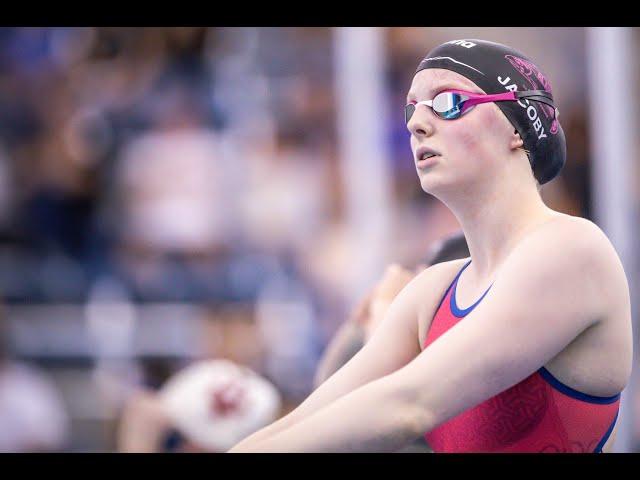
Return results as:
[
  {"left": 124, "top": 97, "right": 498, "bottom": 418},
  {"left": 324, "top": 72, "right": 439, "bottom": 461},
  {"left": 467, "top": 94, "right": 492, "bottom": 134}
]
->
[{"left": 433, "top": 93, "right": 455, "bottom": 112}]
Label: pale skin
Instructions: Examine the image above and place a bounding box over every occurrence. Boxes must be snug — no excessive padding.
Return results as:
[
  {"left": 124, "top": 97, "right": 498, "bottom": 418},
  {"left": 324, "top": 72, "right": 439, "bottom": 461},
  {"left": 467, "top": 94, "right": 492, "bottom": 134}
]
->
[{"left": 229, "top": 68, "right": 633, "bottom": 453}]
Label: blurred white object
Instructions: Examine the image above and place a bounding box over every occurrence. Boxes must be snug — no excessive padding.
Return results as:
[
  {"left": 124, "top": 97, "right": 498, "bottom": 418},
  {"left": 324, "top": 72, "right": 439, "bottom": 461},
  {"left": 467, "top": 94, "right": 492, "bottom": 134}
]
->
[
  {"left": 158, "top": 359, "right": 281, "bottom": 452},
  {"left": 333, "top": 27, "right": 393, "bottom": 304},
  {"left": 0, "top": 363, "right": 69, "bottom": 452},
  {"left": 117, "top": 129, "right": 234, "bottom": 251}
]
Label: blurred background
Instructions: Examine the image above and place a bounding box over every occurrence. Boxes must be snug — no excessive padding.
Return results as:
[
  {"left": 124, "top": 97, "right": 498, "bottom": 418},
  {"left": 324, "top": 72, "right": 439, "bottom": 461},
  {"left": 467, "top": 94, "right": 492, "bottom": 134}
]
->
[{"left": 0, "top": 27, "right": 637, "bottom": 452}]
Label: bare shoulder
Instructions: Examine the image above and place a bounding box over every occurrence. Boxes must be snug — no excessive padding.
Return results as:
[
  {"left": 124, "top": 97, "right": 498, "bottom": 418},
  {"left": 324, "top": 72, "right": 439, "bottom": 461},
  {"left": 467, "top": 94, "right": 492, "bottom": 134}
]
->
[
  {"left": 524, "top": 213, "right": 617, "bottom": 258},
  {"left": 507, "top": 212, "right": 630, "bottom": 322},
  {"left": 526, "top": 214, "right": 626, "bottom": 281}
]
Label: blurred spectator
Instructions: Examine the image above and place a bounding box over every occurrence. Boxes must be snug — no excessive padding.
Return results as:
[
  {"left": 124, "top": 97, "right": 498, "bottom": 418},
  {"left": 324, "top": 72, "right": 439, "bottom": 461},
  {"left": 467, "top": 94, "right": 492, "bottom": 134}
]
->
[
  {"left": 201, "top": 305, "right": 265, "bottom": 373},
  {"left": 0, "top": 309, "right": 70, "bottom": 452},
  {"left": 0, "top": 145, "right": 14, "bottom": 231},
  {"left": 110, "top": 84, "right": 238, "bottom": 302},
  {"left": 117, "top": 359, "right": 281, "bottom": 452},
  {"left": 0, "top": 363, "right": 70, "bottom": 452},
  {"left": 557, "top": 104, "right": 592, "bottom": 218},
  {"left": 115, "top": 92, "right": 230, "bottom": 254},
  {"left": 241, "top": 129, "right": 331, "bottom": 257}
]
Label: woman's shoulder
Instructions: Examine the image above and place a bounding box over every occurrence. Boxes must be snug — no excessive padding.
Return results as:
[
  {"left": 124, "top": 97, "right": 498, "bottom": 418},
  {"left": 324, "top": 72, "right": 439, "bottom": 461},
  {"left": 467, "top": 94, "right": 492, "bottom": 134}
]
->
[
  {"left": 516, "top": 212, "right": 629, "bottom": 311},
  {"left": 527, "top": 212, "right": 620, "bottom": 263},
  {"left": 541, "top": 211, "right": 602, "bottom": 235}
]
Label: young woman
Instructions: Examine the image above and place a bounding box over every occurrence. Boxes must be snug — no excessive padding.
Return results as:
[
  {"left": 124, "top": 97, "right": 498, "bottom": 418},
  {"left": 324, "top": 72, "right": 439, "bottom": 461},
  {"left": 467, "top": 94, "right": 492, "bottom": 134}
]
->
[{"left": 229, "top": 39, "right": 633, "bottom": 453}]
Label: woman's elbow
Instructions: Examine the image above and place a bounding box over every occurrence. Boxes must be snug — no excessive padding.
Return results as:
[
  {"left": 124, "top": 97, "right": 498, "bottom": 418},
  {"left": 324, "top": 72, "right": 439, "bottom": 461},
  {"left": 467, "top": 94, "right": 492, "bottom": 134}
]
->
[
  {"left": 402, "top": 398, "right": 435, "bottom": 439},
  {"left": 383, "top": 375, "right": 435, "bottom": 439}
]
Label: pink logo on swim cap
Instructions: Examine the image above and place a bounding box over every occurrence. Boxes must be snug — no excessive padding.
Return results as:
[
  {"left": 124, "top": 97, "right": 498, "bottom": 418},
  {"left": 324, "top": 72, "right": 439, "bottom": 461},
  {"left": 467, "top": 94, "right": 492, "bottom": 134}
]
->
[{"left": 505, "top": 55, "right": 559, "bottom": 135}]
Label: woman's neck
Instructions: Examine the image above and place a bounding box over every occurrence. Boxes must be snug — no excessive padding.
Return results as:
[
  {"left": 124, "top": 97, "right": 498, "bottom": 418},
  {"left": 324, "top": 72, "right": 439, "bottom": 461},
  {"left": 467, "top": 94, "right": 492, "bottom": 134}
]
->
[{"left": 440, "top": 179, "right": 557, "bottom": 280}]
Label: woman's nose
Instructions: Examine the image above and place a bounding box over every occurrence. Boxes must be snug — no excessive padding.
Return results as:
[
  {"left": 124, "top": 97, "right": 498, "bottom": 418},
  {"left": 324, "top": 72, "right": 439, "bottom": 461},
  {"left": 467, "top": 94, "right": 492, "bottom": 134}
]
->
[{"left": 408, "top": 105, "right": 435, "bottom": 137}]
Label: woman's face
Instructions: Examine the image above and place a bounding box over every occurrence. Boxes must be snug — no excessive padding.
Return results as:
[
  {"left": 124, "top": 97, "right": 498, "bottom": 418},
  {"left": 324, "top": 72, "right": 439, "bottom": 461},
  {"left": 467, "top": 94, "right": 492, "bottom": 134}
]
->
[{"left": 406, "top": 68, "right": 515, "bottom": 196}]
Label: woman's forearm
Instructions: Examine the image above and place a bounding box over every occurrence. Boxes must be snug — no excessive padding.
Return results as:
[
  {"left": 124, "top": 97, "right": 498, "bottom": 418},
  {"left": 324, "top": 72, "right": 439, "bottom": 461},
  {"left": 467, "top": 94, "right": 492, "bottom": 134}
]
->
[
  {"left": 231, "top": 367, "right": 372, "bottom": 452},
  {"left": 229, "top": 374, "right": 428, "bottom": 453},
  {"left": 231, "top": 298, "right": 421, "bottom": 452},
  {"left": 227, "top": 407, "right": 308, "bottom": 452},
  {"left": 230, "top": 373, "right": 358, "bottom": 451},
  {"left": 232, "top": 346, "right": 387, "bottom": 451}
]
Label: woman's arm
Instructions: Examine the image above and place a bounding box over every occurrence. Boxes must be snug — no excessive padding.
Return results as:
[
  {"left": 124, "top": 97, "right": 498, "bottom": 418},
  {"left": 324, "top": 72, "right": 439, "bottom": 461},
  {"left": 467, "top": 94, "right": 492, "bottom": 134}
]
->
[
  {"left": 232, "top": 370, "right": 425, "bottom": 452},
  {"left": 230, "top": 222, "right": 623, "bottom": 452},
  {"left": 228, "top": 262, "right": 449, "bottom": 452}
]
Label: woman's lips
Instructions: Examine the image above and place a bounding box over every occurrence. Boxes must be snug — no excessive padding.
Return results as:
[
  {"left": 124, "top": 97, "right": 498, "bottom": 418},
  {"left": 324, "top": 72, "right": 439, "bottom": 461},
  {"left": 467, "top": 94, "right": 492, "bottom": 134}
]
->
[{"left": 416, "top": 155, "right": 439, "bottom": 169}]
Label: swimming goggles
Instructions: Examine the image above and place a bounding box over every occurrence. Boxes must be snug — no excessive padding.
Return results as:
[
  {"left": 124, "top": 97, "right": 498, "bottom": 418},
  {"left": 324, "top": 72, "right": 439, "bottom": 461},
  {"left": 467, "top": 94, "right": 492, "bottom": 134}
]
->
[{"left": 405, "top": 89, "right": 559, "bottom": 123}]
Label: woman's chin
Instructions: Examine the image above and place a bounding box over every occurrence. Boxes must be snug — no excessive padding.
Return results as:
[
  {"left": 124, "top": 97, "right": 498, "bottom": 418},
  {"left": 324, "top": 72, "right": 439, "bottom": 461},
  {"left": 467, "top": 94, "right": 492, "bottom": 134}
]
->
[{"left": 418, "top": 172, "right": 444, "bottom": 195}]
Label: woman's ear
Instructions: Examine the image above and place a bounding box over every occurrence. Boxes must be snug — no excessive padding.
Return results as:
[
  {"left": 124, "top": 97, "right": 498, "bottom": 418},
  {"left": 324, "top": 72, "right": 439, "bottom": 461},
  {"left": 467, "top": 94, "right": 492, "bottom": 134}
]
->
[{"left": 510, "top": 129, "right": 524, "bottom": 150}]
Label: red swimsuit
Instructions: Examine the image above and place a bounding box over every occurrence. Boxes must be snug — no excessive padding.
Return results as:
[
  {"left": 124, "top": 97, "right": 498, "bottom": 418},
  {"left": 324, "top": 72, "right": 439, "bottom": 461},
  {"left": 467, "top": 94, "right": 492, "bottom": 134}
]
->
[{"left": 423, "top": 260, "right": 620, "bottom": 453}]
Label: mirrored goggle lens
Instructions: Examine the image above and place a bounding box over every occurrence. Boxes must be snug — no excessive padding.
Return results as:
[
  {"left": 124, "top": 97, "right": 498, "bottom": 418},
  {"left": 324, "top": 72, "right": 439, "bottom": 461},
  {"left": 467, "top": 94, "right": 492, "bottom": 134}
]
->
[
  {"left": 432, "top": 92, "right": 467, "bottom": 119},
  {"left": 404, "top": 103, "right": 416, "bottom": 124},
  {"left": 405, "top": 92, "right": 469, "bottom": 124}
]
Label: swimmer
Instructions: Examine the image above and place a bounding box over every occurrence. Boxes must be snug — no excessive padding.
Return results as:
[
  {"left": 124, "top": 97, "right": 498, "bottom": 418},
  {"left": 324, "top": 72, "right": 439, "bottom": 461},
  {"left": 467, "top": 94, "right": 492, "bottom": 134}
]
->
[{"left": 229, "top": 39, "right": 632, "bottom": 453}]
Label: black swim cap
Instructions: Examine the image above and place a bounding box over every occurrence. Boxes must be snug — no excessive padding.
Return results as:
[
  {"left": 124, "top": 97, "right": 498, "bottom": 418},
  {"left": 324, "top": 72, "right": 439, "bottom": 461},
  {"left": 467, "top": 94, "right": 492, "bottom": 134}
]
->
[{"left": 415, "top": 39, "right": 566, "bottom": 185}]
